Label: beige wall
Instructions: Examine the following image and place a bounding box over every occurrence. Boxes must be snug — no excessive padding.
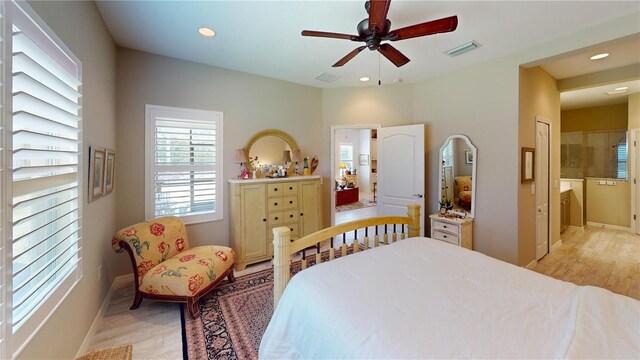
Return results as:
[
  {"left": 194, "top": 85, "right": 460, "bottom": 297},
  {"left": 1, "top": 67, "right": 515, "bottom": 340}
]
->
[
  {"left": 629, "top": 93, "right": 640, "bottom": 130},
  {"left": 561, "top": 103, "right": 628, "bottom": 132},
  {"left": 115, "top": 49, "right": 323, "bottom": 265},
  {"left": 586, "top": 179, "right": 630, "bottom": 227},
  {"left": 518, "top": 66, "right": 561, "bottom": 266},
  {"left": 20, "top": 1, "right": 117, "bottom": 359}
]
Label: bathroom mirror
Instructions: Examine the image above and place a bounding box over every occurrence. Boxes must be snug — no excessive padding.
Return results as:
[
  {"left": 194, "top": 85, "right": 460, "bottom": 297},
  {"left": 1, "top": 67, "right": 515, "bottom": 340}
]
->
[
  {"left": 245, "top": 129, "right": 299, "bottom": 175},
  {"left": 438, "top": 134, "right": 477, "bottom": 218}
]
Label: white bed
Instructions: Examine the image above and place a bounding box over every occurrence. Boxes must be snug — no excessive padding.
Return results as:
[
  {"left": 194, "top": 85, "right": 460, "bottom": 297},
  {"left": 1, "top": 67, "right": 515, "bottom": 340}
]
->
[{"left": 260, "top": 237, "right": 640, "bottom": 359}]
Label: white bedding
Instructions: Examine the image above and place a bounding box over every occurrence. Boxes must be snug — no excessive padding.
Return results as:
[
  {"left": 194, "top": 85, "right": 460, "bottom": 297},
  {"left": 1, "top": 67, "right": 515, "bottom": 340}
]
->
[{"left": 259, "top": 237, "right": 640, "bottom": 359}]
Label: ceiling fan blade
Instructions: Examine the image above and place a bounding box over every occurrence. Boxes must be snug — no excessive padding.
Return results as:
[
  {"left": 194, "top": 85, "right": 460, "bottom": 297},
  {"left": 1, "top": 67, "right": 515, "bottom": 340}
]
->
[
  {"left": 389, "top": 15, "right": 458, "bottom": 41},
  {"left": 333, "top": 46, "right": 367, "bottom": 67},
  {"left": 368, "top": 0, "right": 391, "bottom": 32},
  {"left": 378, "top": 43, "right": 410, "bottom": 67},
  {"left": 302, "top": 30, "right": 359, "bottom": 41}
]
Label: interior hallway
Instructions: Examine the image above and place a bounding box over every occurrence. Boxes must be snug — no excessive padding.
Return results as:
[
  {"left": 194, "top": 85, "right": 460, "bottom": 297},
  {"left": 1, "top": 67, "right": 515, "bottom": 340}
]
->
[{"left": 530, "top": 225, "right": 640, "bottom": 300}]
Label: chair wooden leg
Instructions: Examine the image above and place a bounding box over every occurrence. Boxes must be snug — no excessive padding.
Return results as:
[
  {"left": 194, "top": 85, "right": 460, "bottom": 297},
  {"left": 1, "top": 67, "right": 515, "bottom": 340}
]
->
[
  {"left": 227, "top": 269, "right": 236, "bottom": 283},
  {"left": 187, "top": 297, "right": 200, "bottom": 318},
  {"left": 131, "top": 290, "right": 143, "bottom": 310}
]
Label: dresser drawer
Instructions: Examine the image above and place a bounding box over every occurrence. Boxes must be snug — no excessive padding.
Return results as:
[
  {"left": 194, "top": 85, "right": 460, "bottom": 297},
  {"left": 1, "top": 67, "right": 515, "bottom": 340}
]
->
[
  {"left": 268, "top": 212, "right": 284, "bottom": 226},
  {"left": 268, "top": 198, "right": 285, "bottom": 212},
  {"left": 432, "top": 230, "right": 459, "bottom": 245},
  {"left": 283, "top": 210, "right": 299, "bottom": 223},
  {"left": 283, "top": 196, "right": 298, "bottom": 210},
  {"left": 283, "top": 183, "right": 298, "bottom": 196},
  {"left": 432, "top": 220, "right": 459, "bottom": 234},
  {"left": 269, "top": 223, "right": 299, "bottom": 240},
  {"left": 267, "top": 184, "right": 284, "bottom": 197}
]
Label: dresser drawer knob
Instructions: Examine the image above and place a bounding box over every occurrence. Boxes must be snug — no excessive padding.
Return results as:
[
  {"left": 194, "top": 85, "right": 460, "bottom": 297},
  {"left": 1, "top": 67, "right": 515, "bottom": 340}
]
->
[
  {"left": 290, "top": 228, "right": 294, "bottom": 232},
  {"left": 443, "top": 225, "right": 447, "bottom": 228},
  {"left": 289, "top": 187, "right": 293, "bottom": 190},
  {"left": 274, "top": 202, "right": 278, "bottom": 206},
  {"left": 290, "top": 214, "right": 293, "bottom": 218},
  {"left": 263, "top": 218, "right": 266, "bottom": 222},
  {"left": 300, "top": 213, "right": 304, "bottom": 216},
  {"left": 274, "top": 188, "right": 278, "bottom": 191},
  {"left": 275, "top": 217, "right": 279, "bottom": 220},
  {"left": 289, "top": 200, "right": 293, "bottom": 204}
]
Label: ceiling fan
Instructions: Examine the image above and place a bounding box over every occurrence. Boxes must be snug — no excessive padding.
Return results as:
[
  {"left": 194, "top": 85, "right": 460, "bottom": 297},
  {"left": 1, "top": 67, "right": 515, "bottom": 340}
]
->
[{"left": 302, "top": 0, "right": 458, "bottom": 68}]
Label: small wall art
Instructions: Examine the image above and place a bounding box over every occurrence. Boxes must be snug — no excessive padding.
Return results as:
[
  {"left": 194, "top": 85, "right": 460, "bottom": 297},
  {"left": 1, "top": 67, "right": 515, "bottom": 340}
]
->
[
  {"left": 359, "top": 154, "right": 369, "bottom": 166},
  {"left": 465, "top": 150, "right": 473, "bottom": 164},
  {"left": 103, "top": 149, "right": 116, "bottom": 195},
  {"left": 89, "top": 146, "right": 106, "bottom": 202},
  {"left": 521, "top": 147, "right": 535, "bottom": 183}
]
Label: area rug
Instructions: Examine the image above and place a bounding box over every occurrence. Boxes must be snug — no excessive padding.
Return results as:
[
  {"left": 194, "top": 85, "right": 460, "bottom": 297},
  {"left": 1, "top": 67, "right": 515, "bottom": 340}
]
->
[
  {"left": 335, "top": 198, "right": 376, "bottom": 212},
  {"left": 75, "top": 344, "right": 132, "bottom": 360},
  {"left": 181, "top": 246, "right": 359, "bottom": 360}
]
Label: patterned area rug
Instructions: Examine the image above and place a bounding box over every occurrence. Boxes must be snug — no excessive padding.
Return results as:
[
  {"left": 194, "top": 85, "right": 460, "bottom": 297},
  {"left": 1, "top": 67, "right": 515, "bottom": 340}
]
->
[
  {"left": 181, "top": 247, "right": 359, "bottom": 359},
  {"left": 335, "top": 198, "right": 376, "bottom": 212}
]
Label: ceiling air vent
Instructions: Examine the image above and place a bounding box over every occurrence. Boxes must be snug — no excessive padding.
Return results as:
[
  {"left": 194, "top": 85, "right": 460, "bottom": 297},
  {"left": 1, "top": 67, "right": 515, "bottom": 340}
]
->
[
  {"left": 315, "top": 72, "right": 340, "bottom": 83},
  {"left": 445, "top": 41, "right": 480, "bottom": 57}
]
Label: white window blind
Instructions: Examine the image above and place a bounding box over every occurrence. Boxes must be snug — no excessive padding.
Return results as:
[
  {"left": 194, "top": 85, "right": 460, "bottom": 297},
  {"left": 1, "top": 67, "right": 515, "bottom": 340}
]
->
[
  {"left": 0, "top": 6, "right": 7, "bottom": 358},
  {"left": 339, "top": 144, "right": 353, "bottom": 175},
  {"left": 145, "top": 105, "right": 223, "bottom": 224},
  {"left": 5, "top": 0, "right": 82, "bottom": 353}
]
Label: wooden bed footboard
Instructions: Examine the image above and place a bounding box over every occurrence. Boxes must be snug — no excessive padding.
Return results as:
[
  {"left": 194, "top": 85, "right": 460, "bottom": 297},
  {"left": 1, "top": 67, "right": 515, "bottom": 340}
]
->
[{"left": 272, "top": 203, "right": 421, "bottom": 307}]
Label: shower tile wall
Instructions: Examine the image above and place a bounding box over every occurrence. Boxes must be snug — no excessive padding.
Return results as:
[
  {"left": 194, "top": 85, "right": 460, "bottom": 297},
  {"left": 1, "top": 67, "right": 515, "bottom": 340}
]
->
[{"left": 561, "top": 130, "right": 627, "bottom": 179}]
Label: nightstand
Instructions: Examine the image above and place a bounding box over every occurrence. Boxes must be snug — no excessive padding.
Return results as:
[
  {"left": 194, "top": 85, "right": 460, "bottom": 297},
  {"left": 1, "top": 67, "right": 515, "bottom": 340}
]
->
[{"left": 429, "top": 214, "right": 473, "bottom": 250}]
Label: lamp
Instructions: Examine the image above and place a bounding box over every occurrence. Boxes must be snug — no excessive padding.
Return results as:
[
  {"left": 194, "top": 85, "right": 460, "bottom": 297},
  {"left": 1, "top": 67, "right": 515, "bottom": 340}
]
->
[
  {"left": 282, "top": 150, "right": 292, "bottom": 177},
  {"left": 340, "top": 162, "right": 347, "bottom": 177},
  {"left": 292, "top": 149, "right": 302, "bottom": 176},
  {"left": 235, "top": 148, "right": 248, "bottom": 179}
]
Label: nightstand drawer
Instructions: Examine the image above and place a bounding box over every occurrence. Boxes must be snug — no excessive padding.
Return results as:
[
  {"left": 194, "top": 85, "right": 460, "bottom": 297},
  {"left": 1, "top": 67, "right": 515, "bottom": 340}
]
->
[
  {"left": 432, "top": 220, "right": 459, "bottom": 234},
  {"left": 269, "top": 223, "right": 299, "bottom": 240},
  {"left": 284, "top": 210, "right": 299, "bottom": 223},
  {"left": 267, "top": 184, "right": 284, "bottom": 197},
  {"left": 432, "top": 230, "right": 459, "bottom": 245},
  {"left": 283, "top": 183, "right": 298, "bottom": 196},
  {"left": 268, "top": 198, "right": 285, "bottom": 211}
]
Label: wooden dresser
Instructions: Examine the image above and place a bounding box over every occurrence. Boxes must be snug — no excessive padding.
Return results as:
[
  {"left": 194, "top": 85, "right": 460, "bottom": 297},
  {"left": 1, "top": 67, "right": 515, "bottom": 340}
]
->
[
  {"left": 229, "top": 176, "right": 323, "bottom": 271},
  {"left": 429, "top": 214, "right": 473, "bottom": 250}
]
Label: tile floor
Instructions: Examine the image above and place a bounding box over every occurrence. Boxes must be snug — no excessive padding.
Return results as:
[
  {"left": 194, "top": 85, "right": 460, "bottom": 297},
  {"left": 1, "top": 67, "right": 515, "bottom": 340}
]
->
[{"left": 83, "top": 225, "right": 639, "bottom": 359}]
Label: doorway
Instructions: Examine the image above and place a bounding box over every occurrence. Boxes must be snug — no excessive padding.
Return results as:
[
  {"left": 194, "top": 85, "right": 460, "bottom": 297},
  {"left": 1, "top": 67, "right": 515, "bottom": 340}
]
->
[
  {"left": 536, "top": 117, "right": 551, "bottom": 260},
  {"left": 331, "top": 125, "right": 379, "bottom": 225}
]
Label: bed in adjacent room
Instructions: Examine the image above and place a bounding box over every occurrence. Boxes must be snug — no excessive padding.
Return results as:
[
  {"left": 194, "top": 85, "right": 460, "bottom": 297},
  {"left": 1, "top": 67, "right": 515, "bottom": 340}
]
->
[{"left": 259, "top": 205, "right": 640, "bottom": 359}]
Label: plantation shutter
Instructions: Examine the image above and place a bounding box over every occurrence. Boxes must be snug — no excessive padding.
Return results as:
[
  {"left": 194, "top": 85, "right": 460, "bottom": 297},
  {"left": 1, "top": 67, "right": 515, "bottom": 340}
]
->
[
  {"left": 0, "top": 4, "right": 6, "bottom": 356},
  {"left": 146, "top": 106, "right": 223, "bottom": 224},
  {"left": 8, "top": 0, "right": 82, "bottom": 342}
]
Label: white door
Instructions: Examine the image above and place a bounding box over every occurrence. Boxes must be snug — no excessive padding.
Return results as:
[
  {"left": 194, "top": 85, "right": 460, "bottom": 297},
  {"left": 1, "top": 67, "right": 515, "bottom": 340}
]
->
[
  {"left": 536, "top": 121, "right": 550, "bottom": 260},
  {"left": 377, "top": 124, "right": 425, "bottom": 236}
]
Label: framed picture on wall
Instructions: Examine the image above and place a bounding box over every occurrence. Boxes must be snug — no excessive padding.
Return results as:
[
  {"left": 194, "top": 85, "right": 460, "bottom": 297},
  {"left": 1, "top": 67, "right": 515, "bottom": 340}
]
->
[
  {"left": 521, "top": 147, "right": 535, "bottom": 183},
  {"left": 465, "top": 150, "right": 473, "bottom": 164},
  {"left": 103, "top": 149, "right": 116, "bottom": 195},
  {"left": 89, "top": 146, "right": 106, "bottom": 202},
  {"left": 359, "top": 154, "right": 369, "bottom": 166}
]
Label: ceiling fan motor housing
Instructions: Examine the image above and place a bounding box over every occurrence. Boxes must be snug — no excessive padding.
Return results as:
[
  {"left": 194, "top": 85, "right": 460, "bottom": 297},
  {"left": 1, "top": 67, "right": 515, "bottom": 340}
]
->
[{"left": 357, "top": 18, "right": 391, "bottom": 50}]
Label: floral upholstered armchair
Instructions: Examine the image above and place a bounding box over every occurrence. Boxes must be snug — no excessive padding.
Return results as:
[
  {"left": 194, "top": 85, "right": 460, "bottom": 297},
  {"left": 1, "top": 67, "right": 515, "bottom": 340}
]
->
[
  {"left": 455, "top": 176, "right": 472, "bottom": 210},
  {"left": 112, "top": 216, "right": 235, "bottom": 318}
]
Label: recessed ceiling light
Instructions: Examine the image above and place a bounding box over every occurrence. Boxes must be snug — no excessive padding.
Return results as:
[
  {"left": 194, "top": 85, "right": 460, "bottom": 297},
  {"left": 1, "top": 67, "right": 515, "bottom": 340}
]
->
[
  {"left": 614, "top": 86, "right": 629, "bottom": 91},
  {"left": 360, "top": 76, "right": 370, "bottom": 82},
  {"left": 198, "top": 27, "right": 216, "bottom": 37},
  {"left": 589, "top": 53, "right": 609, "bottom": 60}
]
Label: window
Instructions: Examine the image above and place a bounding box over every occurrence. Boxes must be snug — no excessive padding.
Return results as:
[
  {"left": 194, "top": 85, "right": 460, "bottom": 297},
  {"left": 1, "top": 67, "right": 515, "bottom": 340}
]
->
[
  {"left": 442, "top": 141, "right": 453, "bottom": 167},
  {"left": 339, "top": 144, "right": 353, "bottom": 176},
  {"left": 145, "top": 105, "right": 223, "bottom": 224},
  {"left": 617, "top": 137, "right": 628, "bottom": 179},
  {"left": 2, "top": 0, "right": 83, "bottom": 355}
]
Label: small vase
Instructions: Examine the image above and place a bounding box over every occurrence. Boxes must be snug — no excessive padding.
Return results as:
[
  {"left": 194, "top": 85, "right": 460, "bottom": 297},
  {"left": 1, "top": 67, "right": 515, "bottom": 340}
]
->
[{"left": 439, "top": 207, "right": 447, "bottom": 215}]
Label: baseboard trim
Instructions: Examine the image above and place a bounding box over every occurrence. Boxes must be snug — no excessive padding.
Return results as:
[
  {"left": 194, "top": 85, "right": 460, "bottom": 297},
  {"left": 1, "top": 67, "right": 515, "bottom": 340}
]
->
[
  {"left": 525, "top": 259, "right": 537, "bottom": 269},
  {"left": 586, "top": 221, "right": 632, "bottom": 232},
  {"left": 75, "top": 274, "right": 134, "bottom": 358},
  {"left": 567, "top": 225, "right": 584, "bottom": 231}
]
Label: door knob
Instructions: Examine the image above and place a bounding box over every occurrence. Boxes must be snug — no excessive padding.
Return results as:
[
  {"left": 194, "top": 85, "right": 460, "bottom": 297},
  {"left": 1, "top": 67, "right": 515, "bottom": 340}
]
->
[{"left": 413, "top": 193, "right": 423, "bottom": 198}]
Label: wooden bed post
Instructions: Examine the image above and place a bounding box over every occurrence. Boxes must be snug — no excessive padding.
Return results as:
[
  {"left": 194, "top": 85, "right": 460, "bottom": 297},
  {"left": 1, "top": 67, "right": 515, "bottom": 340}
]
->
[
  {"left": 407, "top": 203, "right": 421, "bottom": 237},
  {"left": 273, "top": 226, "right": 291, "bottom": 308}
]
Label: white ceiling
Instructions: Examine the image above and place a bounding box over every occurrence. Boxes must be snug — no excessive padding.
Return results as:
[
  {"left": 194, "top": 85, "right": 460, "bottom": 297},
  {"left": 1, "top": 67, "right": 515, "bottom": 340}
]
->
[
  {"left": 95, "top": 1, "right": 640, "bottom": 89},
  {"left": 561, "top": 80, "right": 640, "bottom": 110}
]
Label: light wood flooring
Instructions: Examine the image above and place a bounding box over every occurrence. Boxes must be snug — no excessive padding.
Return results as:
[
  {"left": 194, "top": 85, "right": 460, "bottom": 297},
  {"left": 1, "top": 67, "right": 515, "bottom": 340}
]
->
[
  {"left": 530, "top": 225, "right": 640, "bottom": 300},
  {"left": 83, "top": 225, "right": 638, "bottom": 359}
]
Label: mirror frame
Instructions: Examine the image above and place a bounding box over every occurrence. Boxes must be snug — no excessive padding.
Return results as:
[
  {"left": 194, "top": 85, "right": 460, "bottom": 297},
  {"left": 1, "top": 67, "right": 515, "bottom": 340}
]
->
[
  {"left": 244, "top": 129, "right": 300, "bottom": 173},
  {"left": 438, "top": 134, "right": 477, "bottom": 219}
]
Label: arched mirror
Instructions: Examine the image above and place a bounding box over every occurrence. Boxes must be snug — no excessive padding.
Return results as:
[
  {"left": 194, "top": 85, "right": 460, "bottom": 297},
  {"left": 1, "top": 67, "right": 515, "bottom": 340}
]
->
[
  {"left": 438, "top": 135, "right": 477, "bottom": 218},
  {"left": 245, "top": 129, "right": 299, "bottom": 176}
]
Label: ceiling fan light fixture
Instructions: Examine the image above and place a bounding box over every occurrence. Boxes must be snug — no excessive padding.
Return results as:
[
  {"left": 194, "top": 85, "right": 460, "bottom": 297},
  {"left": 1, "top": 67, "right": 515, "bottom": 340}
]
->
[
  {"left": 198, "top": 27, "right": 216, "bottom": 37},
  {"left": 445, "top": 41, "right": 479, "bottom": 57},
  {"left": 589, "top": 53, "right": 609, "bottom": 60},
  {"left": 360, "top": 76, "right": 370, "bottom": 82}
]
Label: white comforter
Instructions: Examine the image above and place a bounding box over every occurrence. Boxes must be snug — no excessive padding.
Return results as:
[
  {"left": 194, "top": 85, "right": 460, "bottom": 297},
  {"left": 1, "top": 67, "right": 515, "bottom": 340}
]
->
[{"left": 259, "top": 237, "right": 640, "bottom": 359}]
